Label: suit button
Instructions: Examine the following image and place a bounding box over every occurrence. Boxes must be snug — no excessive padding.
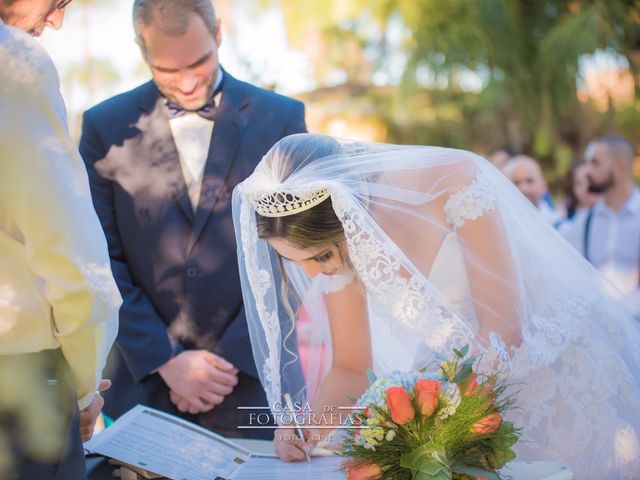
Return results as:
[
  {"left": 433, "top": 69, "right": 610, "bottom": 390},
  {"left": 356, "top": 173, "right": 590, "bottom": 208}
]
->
[{"left": 186, "top": 267, "right": 198, "bottom": 278}]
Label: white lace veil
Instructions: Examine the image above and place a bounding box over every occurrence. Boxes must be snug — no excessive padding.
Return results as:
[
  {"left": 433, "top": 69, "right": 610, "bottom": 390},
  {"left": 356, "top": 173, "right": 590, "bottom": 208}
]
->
[{"left": 232, "top": 133, "right": 640, "bottom": 420}]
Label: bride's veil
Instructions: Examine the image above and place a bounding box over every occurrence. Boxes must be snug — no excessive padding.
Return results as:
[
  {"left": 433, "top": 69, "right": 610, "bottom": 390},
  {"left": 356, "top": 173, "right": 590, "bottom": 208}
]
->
[{"left": 232, "top": 133, "right": 640, "bottom": 422}]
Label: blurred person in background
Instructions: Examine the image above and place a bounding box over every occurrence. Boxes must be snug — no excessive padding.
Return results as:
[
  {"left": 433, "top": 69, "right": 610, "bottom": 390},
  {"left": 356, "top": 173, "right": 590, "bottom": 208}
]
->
[
  {"left": 560, "top": 135, "right": 640, "bottom": 318},
  {"left": 561, "top": 161, "right": 600, "bottom": 221},
  {"left": 0, "top": 0, "right": 121, "bottom": 478},
  {"left": 486, "top": 147, "right": 515, "bottom": 171},
  {"left": 503, "top": 154, "right": 563, "bottom": 227},
  {"left": 79, "top": 0, "right": 306, "bottom": 439}
]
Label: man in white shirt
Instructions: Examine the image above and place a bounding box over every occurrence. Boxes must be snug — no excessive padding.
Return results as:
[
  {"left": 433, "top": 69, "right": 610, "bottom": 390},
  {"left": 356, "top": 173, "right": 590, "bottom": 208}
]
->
[
  {"left": 0, "top": 1, "right": 121, "bottom": 478},
  {"left": 560, "top": 136, "right": 640, "bottom": 318},
  {"left": 503, "top": 155, "right": 563, "bottom": 227}
]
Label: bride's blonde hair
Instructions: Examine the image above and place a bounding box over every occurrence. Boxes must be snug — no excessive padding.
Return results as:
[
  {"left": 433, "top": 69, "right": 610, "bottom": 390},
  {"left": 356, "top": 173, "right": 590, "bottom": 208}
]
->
[{"left": 254, "top": 135, "right": 354, "bottom": 338}]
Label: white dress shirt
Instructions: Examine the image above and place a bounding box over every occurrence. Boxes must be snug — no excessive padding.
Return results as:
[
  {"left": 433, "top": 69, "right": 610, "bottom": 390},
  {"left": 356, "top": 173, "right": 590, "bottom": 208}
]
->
[
  {"left": 560, "top": 188, "right": 640, "bottom": 316},
  {"left": 0, "top": 24, "right": 121, "bottom": 409},
  {"left": 168, "top": 70, "right": 223, "bottom": 208},
  {"left": 538, "top": 200, "right": 563, "bottom": 228}
]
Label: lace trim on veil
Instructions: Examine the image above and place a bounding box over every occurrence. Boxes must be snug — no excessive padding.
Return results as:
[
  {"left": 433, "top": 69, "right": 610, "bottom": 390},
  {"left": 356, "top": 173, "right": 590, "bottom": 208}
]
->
[
  {"left": 331, "top": 189, "right": 475, "bottom": 352},
  {"left": 239, "top": 199, "right": 282, "bottom": 409}
]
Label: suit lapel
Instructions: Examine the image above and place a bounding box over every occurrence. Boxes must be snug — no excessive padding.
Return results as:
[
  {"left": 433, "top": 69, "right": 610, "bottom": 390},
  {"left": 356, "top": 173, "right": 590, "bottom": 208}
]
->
[
  {"left": 136, "top": 83, "right": 195, "bottom": 222},
  {"left": 190, "top": 74, "right": 249, "bottom": 250}
]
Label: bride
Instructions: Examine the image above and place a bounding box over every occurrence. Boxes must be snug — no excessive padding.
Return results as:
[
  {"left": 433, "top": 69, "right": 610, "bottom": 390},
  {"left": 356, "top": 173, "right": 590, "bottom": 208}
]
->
[{"left": 232, "top": 133, "right": 640, "bottom": 478}]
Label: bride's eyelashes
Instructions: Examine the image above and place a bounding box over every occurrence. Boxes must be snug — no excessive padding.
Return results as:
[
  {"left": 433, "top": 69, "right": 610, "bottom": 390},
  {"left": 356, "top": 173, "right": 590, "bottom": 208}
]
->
[{"left": 313, "top": 250, "right": 334, "bottom": 263}]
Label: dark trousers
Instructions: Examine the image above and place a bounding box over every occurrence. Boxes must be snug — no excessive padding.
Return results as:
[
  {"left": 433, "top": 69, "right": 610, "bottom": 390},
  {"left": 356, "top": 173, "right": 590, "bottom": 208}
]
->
[{"left": 0, "top": 349, "right": 87, "bottom": 480}]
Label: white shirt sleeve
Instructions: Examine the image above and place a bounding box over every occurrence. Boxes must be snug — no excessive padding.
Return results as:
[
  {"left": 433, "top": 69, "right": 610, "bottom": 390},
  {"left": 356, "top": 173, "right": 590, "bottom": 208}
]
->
[{"left": 0, "top": 26, "right": 121, "bottom": 409}]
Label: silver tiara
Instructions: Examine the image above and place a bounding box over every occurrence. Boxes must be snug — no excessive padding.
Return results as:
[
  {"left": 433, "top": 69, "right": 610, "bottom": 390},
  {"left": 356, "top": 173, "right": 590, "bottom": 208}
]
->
[{"left": 246, "top": 187, "right": 330, "bottom": 218}]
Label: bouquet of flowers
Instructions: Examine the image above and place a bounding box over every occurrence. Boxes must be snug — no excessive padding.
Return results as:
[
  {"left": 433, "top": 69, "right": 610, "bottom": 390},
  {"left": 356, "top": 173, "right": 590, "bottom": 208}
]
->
[{"left": 340, "top": 345, "right": 520, "bottom": 480}]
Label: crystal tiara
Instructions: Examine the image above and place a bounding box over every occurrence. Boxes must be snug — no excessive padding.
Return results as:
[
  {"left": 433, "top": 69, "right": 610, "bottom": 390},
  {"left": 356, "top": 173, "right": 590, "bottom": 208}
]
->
[{"left": 246, "top": 187, "right": 331, "bottom": 218}]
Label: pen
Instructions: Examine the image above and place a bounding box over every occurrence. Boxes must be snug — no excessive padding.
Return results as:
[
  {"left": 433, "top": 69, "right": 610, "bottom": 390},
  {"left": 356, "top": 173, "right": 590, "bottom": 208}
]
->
[{"left": 283, "top": 393, "right": 311, "bottom": 463}]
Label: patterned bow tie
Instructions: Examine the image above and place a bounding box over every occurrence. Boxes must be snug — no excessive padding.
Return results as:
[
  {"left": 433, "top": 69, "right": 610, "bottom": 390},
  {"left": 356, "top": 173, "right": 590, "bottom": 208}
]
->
[{"left": 165, "top": 96, "right": 217, "bottom": 121}]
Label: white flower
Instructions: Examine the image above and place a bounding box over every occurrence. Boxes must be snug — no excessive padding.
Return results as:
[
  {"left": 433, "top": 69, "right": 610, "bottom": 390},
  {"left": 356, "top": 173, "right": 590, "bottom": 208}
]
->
[
  {"left": 386, "top": 429, "right": 397, "bottom": 442},
  {"left": 437, "top": 382, "right": 461, "bottom": 420}
]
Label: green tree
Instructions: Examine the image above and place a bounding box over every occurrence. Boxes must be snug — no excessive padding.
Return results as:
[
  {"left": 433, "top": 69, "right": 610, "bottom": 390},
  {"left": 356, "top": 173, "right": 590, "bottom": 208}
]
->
[{"left": 271, "top": 0, "right": 639, "bottom": 159}]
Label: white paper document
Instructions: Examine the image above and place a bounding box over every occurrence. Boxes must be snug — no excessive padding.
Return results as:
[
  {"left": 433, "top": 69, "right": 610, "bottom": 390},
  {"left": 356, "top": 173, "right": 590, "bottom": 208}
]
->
[
  {"left": 85, "top": 405, "right": 345, "bottom": 480},
  {"left": 232, "top": 457, "right": 344, "bottom": 480}
]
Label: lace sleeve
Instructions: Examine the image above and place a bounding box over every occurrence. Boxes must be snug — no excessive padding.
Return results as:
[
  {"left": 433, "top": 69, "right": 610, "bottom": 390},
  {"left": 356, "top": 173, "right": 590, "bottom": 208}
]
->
[{"left": 443, "top": 173, "right": 497, "bottom": 230}]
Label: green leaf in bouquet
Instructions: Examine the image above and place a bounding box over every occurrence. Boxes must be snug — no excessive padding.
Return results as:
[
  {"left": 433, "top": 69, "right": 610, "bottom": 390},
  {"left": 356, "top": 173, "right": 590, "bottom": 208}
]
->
[
  {"left": 453, "top": 363, "right": 473, "bottom": 385},
  {"left": 367, "top": 369, "right": 377, "bottom": 385},
  {"left": 400, "top": 443, "right": 452, "bottom": 480},
  {"left": 454, "top": 345, "right": 469, "bottom": 358},
  {"left": 452, "top": 465, "right": 500, "bottom": 480},
  {"left": 487, "top": 446, "right": 517, "bottom": 469},
  {"left": 459, "top": 355, "right": 478, "bottom": 370}
]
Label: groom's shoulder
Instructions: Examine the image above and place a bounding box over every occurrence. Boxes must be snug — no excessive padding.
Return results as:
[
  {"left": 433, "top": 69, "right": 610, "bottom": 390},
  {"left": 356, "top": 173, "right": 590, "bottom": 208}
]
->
[{"left": 84, "top": 80, "right": 157, "bottom": 122}]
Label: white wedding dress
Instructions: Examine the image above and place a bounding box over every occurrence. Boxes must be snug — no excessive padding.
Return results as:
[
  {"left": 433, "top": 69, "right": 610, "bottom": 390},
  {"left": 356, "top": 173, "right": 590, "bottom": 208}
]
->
[
  {"left": 234, "top": 134, "right": 640, "bottom": 479},
  {"left": 324, "top": 177, "right": 640, "bottom": 479}
]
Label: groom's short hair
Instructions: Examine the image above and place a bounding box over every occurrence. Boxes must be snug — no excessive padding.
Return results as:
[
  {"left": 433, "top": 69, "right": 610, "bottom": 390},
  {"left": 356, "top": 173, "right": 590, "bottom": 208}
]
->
[{"left": 133, "top": 0, "right": 217, "bottom": 57}]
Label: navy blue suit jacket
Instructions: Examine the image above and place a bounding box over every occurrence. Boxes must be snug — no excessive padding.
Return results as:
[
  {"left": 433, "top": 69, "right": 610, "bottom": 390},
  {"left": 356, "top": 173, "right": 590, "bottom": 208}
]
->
[{"left": 79, "top": 71, "right": 306, "bottom": 437}]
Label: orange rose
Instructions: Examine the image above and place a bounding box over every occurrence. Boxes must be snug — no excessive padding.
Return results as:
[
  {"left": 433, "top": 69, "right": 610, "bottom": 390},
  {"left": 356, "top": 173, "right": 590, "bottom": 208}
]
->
[
  {"left": 414, "top": 379, "right": 441, "bottom": 416},
  {"left": 344, "top": 460, "right": 383, "bottom": 480},
  {"left": 463, "top": 374, "right": 479, "bottom": 396},
  {"left": 386, "top": 386, "right": 415, "bottom": 425},
  {"left": 472, "top": 412, "right": 502, "bottom": 435}
]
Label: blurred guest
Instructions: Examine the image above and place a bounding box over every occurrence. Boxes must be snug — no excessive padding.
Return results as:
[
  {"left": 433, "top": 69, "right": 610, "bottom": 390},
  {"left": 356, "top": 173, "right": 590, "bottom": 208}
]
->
[
  {"left": 79, "top": 0, "right": 306, "bottom": 438},
  {"left": 503, "top": 155, "right": 563, "bottom": 226},
  {"left": 0, "top": 1, "right": 121, "bottom": 478},
  {"left": 562, "top": 161, "right": 600, "bottom": 220},
  {"left": 487, "top": 147, "right": 516, "bottom": 171},
  {"left": 560, "top": 136, "right": 640, "bottom": 317}
]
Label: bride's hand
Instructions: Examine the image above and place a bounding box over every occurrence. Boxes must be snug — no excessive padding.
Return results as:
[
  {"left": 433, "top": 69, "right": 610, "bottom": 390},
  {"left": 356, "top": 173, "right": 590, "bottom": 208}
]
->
[{"left": 273, "top": 426, "right": 317, "bottom": 462}]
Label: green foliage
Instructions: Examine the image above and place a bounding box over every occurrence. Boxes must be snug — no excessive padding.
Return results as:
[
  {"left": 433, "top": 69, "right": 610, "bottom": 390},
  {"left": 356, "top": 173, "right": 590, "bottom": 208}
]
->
[{"left": 275, "top": 0, "right": 640, "bottom": 172}]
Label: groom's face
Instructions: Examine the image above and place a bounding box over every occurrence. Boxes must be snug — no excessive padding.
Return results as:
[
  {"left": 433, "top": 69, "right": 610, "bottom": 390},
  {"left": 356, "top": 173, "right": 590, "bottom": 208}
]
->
[
  {"left": 0, "top": 0, "right": 68, "bottom": 36},
  {"left": 142, "top": 13, "right": 221, "bottom": 111}
]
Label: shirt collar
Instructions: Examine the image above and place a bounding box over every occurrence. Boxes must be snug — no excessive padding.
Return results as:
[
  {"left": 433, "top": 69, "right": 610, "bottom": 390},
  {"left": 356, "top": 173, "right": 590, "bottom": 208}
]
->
[
  {"left": 625, "top": 188, "right": 640, "bottom": 214},
  {"left": 593, "top": 188, "right": 640, "bottom": 215}
]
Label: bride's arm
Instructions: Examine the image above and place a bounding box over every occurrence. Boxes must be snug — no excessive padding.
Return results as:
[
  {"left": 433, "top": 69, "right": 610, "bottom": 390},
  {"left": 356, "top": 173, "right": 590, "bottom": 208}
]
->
[
  {"left": 456, "top": 207, "right": 523, "bottom": 348},
  {"left": 311, "top": 280, "right": 371, "bottom": 429},
  {"left": 273, "top": 280, "right": 370, "bottom": 461},
  {"left": 442, "top": 166, "right": 523, "bottom": 348}
]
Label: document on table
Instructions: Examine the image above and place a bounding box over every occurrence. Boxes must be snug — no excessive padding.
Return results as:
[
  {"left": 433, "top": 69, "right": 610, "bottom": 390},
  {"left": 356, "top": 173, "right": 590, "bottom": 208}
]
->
[
  {"left": 85, "top": 405, "right": 346, "bottom": 480},
  {"left": 232, "top": 457, "right": 344, "bottom": 479}
]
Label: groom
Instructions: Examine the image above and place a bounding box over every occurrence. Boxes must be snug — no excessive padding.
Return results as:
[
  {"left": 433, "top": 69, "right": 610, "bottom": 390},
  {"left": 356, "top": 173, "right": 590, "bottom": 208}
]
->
[{"left": 79, "top": 0, "right": 306, "bottom": 438}]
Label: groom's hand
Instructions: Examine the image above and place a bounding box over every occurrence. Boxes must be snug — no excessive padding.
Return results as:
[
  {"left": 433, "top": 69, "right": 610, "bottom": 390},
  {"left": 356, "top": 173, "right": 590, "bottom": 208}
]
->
[{"left": 158, "top": 350, "right": 239, "bottom": 414}]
